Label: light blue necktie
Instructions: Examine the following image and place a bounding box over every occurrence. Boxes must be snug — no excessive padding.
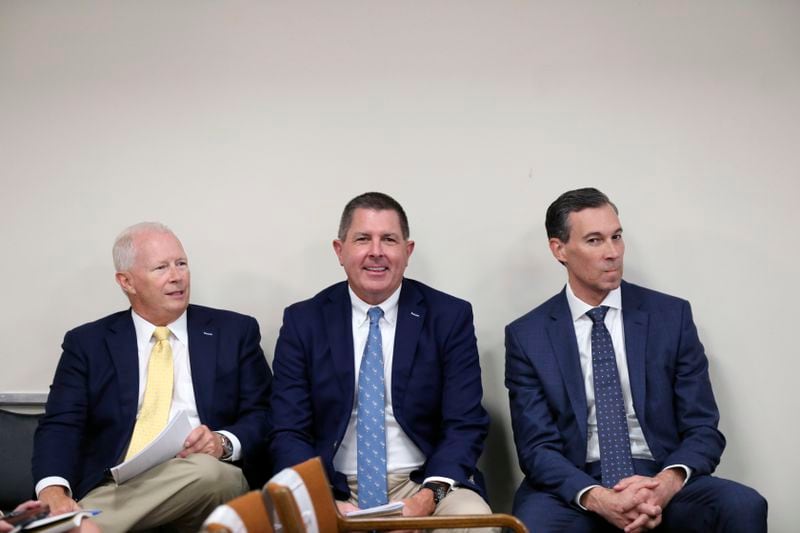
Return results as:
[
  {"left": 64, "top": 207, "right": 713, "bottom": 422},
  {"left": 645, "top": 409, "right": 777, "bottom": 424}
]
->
[
  {"left": 357, "top": 306, "right": 388, "bottom": 508},
  {"left": 587, "top": 306, "right": 635, "bottom": 487}
]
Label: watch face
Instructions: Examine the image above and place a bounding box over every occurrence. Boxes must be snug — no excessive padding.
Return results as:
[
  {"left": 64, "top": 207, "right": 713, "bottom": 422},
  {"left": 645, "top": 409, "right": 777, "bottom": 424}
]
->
[
  {"left": 219, "top": 434, "right": 233, "bottom": 458},
  {"left": 424, "top": 483, "right": 450, "bottom": 504}
]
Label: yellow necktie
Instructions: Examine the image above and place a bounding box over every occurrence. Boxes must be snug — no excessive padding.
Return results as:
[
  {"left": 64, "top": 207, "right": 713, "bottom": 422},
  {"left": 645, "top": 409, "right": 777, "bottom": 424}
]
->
[{"left": 125, "top": 326, "right": 174, "bottom": 460}]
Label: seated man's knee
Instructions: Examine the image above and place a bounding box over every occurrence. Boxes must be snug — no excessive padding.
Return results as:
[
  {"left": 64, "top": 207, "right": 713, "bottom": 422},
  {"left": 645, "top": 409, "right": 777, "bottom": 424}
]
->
[
  {"left": 678, "top": 477, "right": 770, "bottom": 532},
  {"left": 720, "top": 482, "right": 768, "bottom": 524},
  {"left": 513, "top": 484, "right": 600, "bottom": 533},
  {"left": 185, "top": 453, "right": 248, "bottom": 500},
  {"left": 433, "top": 488, "right": 494, "bottom": 533},
  {"left": 436, "top": 487, "right": 491, "bottom": 516}
]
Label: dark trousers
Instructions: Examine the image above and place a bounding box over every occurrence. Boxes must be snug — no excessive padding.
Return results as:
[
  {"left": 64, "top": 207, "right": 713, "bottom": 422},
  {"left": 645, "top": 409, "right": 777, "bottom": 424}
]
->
[{"left": 512, "top": 460, "right": 768, "bottom": 533}]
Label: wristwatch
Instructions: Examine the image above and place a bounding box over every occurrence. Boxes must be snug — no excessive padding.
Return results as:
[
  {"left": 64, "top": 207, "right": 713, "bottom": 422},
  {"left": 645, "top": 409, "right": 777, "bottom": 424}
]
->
[
  {"left": 217, "top": 432, "right": 233, "bottom": 461},
  {"left": 422, "top": 481, "right": 451, "bottom": 505}
]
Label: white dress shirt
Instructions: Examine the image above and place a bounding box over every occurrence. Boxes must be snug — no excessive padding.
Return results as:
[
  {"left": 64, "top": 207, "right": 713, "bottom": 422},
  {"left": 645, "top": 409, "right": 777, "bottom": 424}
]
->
[
  {"left": 565, "top": 284, "right": 654, "bottom": 463},
  {"left": 566, "top": 283, "right": 690, "bottom": 506},
  {"left": 333, "top": 285, "right": 453, "bottom": 487},
  {"left": 36, "top": 309, "right": 240, "bottom": 497},
  {"left": 334, "top": 285, "right": 426, "bottom": 475}
]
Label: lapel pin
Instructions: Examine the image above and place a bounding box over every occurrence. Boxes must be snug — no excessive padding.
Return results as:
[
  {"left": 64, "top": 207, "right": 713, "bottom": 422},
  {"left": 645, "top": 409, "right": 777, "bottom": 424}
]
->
[
  {"left": 410, "top": 312, "right": 420, "bottom": 318},
  {"left": 203, "top": 331, "right": 214, "bottom": 336}
]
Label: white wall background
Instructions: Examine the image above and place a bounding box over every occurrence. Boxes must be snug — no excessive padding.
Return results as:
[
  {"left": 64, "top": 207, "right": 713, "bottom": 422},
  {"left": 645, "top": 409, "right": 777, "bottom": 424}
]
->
[{"left": 1, "top": 1, "right": 797, "bottom": 529}]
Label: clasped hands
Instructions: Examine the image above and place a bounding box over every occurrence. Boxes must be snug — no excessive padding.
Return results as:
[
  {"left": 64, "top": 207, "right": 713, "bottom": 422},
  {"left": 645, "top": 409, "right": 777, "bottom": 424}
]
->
[{"left": 582, "top": 468, "right": 685, "bottom": 533}]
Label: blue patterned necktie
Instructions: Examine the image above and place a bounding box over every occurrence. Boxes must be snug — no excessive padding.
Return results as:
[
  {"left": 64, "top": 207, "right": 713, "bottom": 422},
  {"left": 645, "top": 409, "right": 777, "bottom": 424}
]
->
[
  {"left": 357, "top": 306, "right": 388, "bottom": 508},
  {"left": 587, "top": 306, "right": 635, "bottom": 487}
]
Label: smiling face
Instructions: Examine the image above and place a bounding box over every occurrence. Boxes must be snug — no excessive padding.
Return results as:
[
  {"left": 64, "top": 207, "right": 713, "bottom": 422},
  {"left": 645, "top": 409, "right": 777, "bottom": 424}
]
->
[
  {"left": 549, "top": 204, "right": 624, "bottom": 306},
  {"left": 333, "top": 208, "right": 414, "bottom": 305},
  {"left": 115, "top": 230, "right": 191, "bottom": 325}
]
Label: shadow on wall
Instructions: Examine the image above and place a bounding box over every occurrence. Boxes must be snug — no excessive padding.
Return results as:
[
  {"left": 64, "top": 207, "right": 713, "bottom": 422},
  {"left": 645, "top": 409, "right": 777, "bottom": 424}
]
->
[{"left": 481, "top": 403, "right": 520, "bottom": 513}]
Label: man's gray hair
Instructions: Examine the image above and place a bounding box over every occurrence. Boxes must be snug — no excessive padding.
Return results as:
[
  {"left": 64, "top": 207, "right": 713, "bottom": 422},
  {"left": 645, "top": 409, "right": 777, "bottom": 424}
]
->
[{"left": 113, "top": 222, "right": 175, "bottom": 271}]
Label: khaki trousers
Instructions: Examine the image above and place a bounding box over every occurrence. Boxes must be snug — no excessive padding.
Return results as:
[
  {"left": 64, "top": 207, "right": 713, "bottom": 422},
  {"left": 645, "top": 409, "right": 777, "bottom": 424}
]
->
[
  {"left": 346, "top": 475, "right": 497, "bottom": 533},
  {"left": 79, "top": 453, "right": 249, "bottom": 533}
]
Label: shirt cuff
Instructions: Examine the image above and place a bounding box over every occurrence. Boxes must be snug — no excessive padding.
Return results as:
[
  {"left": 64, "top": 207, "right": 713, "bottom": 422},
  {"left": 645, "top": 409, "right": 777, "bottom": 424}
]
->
[
  {"left": 421, "top": 476, "right": 455, "bottom": 488},
  {"left": 662, "top": 464, "right": 692, "bottom": 486},
  {"left": 217, "top": 430, "right": 242, "bottom": 462},
  {"left": 36, "top": 477, "right": 72, "bottom": 498},
  {"left": 575, "top": 484, "right": 601, "bottom": 510}
]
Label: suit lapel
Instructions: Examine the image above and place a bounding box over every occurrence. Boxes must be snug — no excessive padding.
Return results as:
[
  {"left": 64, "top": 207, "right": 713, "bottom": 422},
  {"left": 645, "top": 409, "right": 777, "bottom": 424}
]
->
[
  {"left": 187, "top": 305, "right": 217, "bottom": 423},
  {"left": 106, "top": 311, "right": 140, "bottom": 427},
  {"left": 546, "top": 291, "right": 589, "bottom": 441},
  {"left": 324, "top": 283, "right": 355, "bottom": 399},
  {"left": 392, "top": 281, "right": 425, "bottom": 409},
  {"left": 621, "top": 282, "right": 648, "bottom": 420}
]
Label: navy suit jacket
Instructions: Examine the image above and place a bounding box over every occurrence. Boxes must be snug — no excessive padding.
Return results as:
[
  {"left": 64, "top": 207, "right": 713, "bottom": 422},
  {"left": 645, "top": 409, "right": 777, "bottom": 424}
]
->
[
  {"left": 269, "top": 279, "right": 490, "bottom": 501},
  {"left": 505, "top": 281, "right": 726, "bottom": 505},
  {"left": 32, "top": 304, "right": 273, "bottom": 499}
]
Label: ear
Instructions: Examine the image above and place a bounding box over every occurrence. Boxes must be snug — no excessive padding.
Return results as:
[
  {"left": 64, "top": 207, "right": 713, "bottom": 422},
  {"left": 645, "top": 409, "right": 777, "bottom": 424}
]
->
[
  {"left": 332, "top": 239, "right": 344, "bottom": 266},
  {"left": 115, "top": 272, "right": 135, "bottom": 294},
  {"left": 405, "top": 239, "right": 415, "bottom": 257},
  {"left": 549, "top": 238, "right": 567, "bottom": 264}
]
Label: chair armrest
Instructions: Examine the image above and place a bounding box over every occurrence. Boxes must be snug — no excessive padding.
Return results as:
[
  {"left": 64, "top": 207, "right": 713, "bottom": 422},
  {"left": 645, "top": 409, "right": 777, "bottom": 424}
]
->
[{"left": 340, "top": 513, "right": 528, "bottom": 533}]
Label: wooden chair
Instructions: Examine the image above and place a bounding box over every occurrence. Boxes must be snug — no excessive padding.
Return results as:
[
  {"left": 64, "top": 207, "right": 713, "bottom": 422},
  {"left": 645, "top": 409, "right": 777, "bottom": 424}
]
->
[
  {"left": 265, "top": 457, "right": 528, "bottom": 533},
  {"left": 202, "top": 490, "right": 274, "bottom": 533}
]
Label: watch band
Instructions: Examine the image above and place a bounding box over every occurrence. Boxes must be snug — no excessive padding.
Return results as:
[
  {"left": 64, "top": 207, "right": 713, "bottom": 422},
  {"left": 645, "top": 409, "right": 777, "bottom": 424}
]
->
[
  {"left": 217, "top": 432, "right": 233, "bottom": 461},
  {"left": 422, "top": 481, "right": 451, "bottom": 505}
]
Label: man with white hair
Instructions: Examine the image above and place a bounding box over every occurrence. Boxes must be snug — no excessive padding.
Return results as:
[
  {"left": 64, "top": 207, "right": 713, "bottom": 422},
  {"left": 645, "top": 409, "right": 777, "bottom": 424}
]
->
[{"left": 33, "top": 222, "right": 272, "bottom": 532}]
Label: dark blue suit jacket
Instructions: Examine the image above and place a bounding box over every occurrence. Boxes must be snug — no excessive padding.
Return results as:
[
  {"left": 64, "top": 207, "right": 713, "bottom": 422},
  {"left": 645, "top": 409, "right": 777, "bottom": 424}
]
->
[
  {"left": 505, "top": 281, "right": 725, "bottom": 505},
  {"left": 269, "top": 279, "right": 490, "bottom": 501},
  {"left": 32, "top": 304, "right": 273, "bottom": 499}
]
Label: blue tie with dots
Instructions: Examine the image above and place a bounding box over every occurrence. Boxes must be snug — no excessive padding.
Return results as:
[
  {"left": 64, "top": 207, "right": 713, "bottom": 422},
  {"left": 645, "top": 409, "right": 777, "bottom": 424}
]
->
[
  {"left": 357, "top": 306, "right": 388, "bottom": 508},
  {"left": 587, "top": 306, "right": 635, "bottom": 487}
]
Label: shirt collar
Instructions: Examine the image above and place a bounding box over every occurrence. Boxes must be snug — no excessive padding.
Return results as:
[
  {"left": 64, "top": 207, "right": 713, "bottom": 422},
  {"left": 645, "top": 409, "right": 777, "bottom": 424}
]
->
[
  {"left": 131, "top": 308, "right": 189, "bottom": 347},
  {"left": 565, "top": 282, "right": 622, "bottom": 323},
  {"left": 348, "top": 284, "right": 401, "bottom": 326}
]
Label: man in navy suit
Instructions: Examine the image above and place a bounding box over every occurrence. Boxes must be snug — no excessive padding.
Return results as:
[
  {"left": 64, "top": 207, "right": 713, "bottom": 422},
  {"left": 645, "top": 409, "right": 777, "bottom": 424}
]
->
[
  {"left": 506, "top": 188, "right": 767, "bottom": 532},
  {"left": 32, "top": 222, "right": 272, "bottom": 532},
  {"left": 270, "top": 192, "right": 492, "bottom": 528}
]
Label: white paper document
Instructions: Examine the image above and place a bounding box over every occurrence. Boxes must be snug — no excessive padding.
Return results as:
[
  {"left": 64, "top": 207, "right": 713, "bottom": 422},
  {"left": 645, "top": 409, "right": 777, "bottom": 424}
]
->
[
  {"left": 345, "top": 501, "right": 405, "bottom": 517},
  {"left": 21, "top": 510, "right": 101, "bottom": 532},
  {"left": 110, "top": 410, "right": 192, "bottom": 484}
]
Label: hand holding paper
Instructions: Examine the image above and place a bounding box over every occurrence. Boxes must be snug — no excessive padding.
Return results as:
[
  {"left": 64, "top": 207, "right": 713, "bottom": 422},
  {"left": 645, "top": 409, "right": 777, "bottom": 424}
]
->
[{"left": 110, "top": 411, "right": 192, "bottom": 484}]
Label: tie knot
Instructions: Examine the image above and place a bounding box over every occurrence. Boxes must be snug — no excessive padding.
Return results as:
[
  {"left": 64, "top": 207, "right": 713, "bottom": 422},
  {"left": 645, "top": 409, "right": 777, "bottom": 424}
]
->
[
  {"left": 367, "top": 307, "right": 383, "bottom": 324},
  {"left": 153, "top": 326, "right": 171, "bottom": 342},
  {"left": 586, "top": 306, "right": 610, "bottom": 324}
]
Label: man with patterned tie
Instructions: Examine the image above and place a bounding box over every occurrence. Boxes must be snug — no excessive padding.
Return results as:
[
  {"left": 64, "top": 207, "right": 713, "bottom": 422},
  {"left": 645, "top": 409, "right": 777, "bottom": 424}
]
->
[
  {"left": 270, "top": 192, "right": 493, "bottom": 530},
  {"left": 32, "top": 222, "right": 272, "bottom": 532},
  {"left": 505, "top": 188, "right": 767, "bottom": 532}
]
